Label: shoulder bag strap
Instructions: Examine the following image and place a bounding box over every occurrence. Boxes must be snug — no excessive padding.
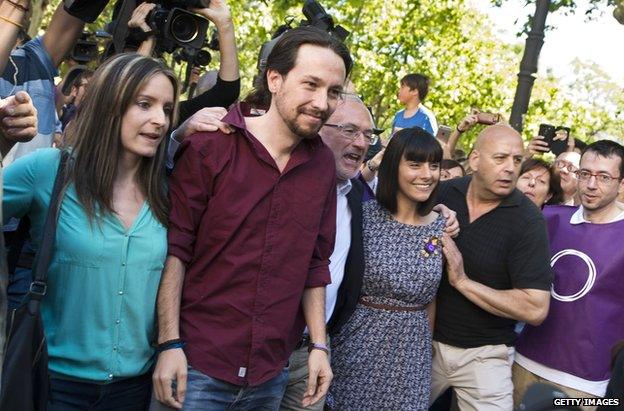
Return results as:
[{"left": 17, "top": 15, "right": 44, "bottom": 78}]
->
[{"left": 28, "top": 150, "right": 70, "bottom": 300}]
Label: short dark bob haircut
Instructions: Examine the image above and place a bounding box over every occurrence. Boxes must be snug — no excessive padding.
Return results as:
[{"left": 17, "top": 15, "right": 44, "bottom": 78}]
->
[
  {"left": 519, "top": 158, "right": 564, "bottom": 206},
  {"left": 377, "top": 127, "right": 443, "bottom": 216}
]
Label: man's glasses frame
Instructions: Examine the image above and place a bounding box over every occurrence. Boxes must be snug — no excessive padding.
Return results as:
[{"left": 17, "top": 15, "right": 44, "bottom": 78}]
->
[
  {"left": 575, "top": 170, "right": 623, "bottom": 185},
  {"left": 554, "top": 160, "right": 578, "bottom": 173},
  {"left": 323, "top": 123, "right": 379, "bottom": 145}
]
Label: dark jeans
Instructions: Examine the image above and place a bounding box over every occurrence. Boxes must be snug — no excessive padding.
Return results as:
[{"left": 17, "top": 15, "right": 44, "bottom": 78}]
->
[
  {"left": 182, "top": 366, "right": 288, "bottom": 411},
  {"left": 48, "top": 373, "right": 152, "bottom": 411}
]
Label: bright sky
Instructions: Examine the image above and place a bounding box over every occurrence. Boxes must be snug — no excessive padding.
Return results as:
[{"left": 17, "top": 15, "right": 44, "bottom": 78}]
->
[{"left": 472, "top": 0, "right": 624, "bottom": 87}]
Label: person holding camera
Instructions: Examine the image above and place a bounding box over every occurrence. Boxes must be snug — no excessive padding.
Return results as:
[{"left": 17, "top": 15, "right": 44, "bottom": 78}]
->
[
  {"left": 2, "top": 53, "right": 179, "bottom": 410},
  {"left": 128, "top": 0, "right": 240, "bottom": 126},
  {"left": 526, "top": 134, "right": 581, "bottom": 206}
]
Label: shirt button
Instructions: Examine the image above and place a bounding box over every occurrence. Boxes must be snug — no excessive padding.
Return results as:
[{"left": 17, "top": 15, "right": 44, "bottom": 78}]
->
[
  {"left": 118, "top": 291, "right": 123, "bottom": 295},
  {"left": 113, "top": 346, "right": 117, "bottom": 351},
  {"left": 108, "top": 374, "right": 113, "bottom": 379},
  {"left": 115, "top": 319, "right": 120, "bottom": 324},
  {"left": 121, "top": 263, "right": 126, "bottom": 267}
]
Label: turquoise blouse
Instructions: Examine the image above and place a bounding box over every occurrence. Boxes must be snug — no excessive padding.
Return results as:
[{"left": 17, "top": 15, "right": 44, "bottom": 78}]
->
[{"left": 3, "top": 148, "right": 166, "bottom": 383}]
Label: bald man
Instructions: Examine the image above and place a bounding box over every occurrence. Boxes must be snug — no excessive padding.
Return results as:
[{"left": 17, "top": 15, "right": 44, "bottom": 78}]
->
[{"left": 432, "top": 125, "right": 553, "bottom": 410}]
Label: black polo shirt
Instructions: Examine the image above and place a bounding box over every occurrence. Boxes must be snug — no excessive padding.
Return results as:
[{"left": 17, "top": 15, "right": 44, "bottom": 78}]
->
[{"left": 434, "top": 176, "right": 552, "bottom": 348}]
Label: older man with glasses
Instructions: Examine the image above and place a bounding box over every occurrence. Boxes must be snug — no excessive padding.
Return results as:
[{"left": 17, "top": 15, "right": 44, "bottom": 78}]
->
[{"left": 514, "top": 140, "right": 624, "bottom": 411}]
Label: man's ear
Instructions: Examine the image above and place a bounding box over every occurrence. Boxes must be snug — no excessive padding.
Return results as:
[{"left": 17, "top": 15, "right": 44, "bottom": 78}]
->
[
  {"left": 266, "top": 69, "right": 283, "bottom": 94},
  {"left": 469, "top": 149, "right": 480, "bottom": 172},
  {"left": 617, "top": 175, "right": 624, "bottom": 197}
]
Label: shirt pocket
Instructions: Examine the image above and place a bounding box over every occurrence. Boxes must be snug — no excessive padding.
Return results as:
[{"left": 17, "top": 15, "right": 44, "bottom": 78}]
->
[{"left": 54, "top": 217, "right": 105, "bottom": 268}]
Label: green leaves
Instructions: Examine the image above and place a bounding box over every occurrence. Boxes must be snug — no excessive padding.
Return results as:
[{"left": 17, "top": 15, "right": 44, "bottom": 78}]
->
[{"left": 36, "top": 0, "right": 621, "bottom": 148}]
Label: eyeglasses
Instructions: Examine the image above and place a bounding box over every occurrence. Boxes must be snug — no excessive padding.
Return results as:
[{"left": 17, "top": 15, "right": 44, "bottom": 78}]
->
[
  {"left": 575, "top": 170, "right": 622, "bottom": 185},
  {"left": 323, "top": 123, "right": 379, "bottom": 145},
  {"left": 554, "top": 160, "right": 578, "bottom": 173}
]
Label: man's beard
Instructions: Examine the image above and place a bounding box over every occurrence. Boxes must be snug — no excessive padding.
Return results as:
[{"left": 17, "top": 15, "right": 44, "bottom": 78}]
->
[{"left": 279, "top": 103, "right": 330, "bottom": 140}]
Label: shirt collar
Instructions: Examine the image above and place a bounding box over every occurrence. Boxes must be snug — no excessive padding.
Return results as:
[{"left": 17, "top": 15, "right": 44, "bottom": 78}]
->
[
  {"left": 570, "top": 205, "right": 624, "bottom": 224},
  {"left": 337, "top": 179, "right": 352, "bottom": 197},
  {"left": 222, "top": 102, "right": 249, "bottom": 130},
  {"left": 221, "top": 103, "right": 325, "bottom": 172}
]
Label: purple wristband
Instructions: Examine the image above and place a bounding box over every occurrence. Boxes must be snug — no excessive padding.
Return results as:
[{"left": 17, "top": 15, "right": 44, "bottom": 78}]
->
[{"left": 308, "top": 342, "right": 329, "bottom": 355}]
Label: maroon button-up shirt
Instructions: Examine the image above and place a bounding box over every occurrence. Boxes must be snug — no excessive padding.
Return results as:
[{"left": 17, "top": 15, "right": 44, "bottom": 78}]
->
[{"left": 167, "top": 104, "right": 336, "bottom": 386}]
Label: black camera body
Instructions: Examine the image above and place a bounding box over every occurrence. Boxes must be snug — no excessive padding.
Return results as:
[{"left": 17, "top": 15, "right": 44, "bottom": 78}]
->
[
  {"left": 147, "top": 6, "right": 209, "bottom": 54},
  {"left": 173, "top": 48, "right": 211, "bottom": 68},
  {"left": 70, "top": 35, "right": 99, "bottom": 63}
]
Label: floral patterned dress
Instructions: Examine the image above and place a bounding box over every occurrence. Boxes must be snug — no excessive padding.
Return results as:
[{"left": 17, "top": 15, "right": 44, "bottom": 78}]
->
[{"left": 327, "top": 200, "right": 445, "bottom": 411}]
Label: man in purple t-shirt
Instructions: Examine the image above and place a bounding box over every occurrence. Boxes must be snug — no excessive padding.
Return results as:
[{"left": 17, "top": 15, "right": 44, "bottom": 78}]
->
[
  {"left": 152, "top": 27, "right": 352, "bottom": 410},
  {"left": 514, "top": 140, "right": 624, "bottom": 409}
]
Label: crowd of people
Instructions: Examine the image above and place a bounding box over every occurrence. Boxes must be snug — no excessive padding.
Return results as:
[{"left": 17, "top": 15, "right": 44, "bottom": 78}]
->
[{"left": 0, "top": 1, "right": 623, "bottom": 411}]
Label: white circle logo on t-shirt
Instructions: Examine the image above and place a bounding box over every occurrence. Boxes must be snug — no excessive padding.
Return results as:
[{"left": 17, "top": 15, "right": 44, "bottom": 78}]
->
[{"left": 550, "top": 249, "right": 596, "bottom": 302}]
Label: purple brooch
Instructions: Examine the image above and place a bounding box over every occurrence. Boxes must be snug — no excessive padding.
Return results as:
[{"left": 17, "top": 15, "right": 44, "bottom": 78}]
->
[{"left": 421, "top": 236, "right": 440, "bottom": 257}]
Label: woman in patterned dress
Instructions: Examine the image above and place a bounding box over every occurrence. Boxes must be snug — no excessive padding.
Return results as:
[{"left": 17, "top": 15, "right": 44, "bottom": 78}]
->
[{"left": 328, "top": 127, "right": 446, "bottom": 410}]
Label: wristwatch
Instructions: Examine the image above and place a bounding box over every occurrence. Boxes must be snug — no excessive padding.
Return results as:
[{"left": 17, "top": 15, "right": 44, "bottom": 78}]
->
[{"left": 367, "top": 160, "right": 378, "bottom": 172}]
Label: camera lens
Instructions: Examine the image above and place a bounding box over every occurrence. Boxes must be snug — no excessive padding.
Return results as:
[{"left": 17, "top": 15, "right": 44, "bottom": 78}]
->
[
  {"left": 170, "top": 13, "right": 199, "bottom": 43},
  {"left": 195, "top": 50, "right": 211, "bottom": 66}
]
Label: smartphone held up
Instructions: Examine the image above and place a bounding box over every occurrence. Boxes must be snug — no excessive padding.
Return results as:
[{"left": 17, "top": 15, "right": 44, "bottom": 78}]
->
[{"left": 538, "top": 123, "right": 570, "bottom": 156}]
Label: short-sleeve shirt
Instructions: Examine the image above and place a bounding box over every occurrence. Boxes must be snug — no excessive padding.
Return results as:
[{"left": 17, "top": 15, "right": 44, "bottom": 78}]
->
[
  {"left": 391, "top": 105, "right": 438, "bottom": 136},
  {"left": 3, "top": 148, "right": 166, "bottom": 382},
  {"left": 0, "top": 37, "right": 58, "bottom": 164},
  {"left": 168, "top": 103, "right": 337, "bottom": 387},
  {"left": 434, "top": 176, "right": 553, "bottom": 348}
]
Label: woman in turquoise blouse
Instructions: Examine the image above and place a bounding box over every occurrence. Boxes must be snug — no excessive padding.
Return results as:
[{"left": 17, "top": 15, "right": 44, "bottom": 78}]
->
[{"left": 2, "top": 53, "right": 179, "bottom": 410}]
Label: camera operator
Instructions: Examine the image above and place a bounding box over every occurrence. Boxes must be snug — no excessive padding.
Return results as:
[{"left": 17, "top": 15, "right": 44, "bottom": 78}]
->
[{"left": 128, "top": 0, "right": 240, "bottom": 125}]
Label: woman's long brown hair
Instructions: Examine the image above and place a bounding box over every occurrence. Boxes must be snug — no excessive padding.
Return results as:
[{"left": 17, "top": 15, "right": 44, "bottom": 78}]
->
[{"left": 63, "top": 53, "right": 180, "bottom": 227}]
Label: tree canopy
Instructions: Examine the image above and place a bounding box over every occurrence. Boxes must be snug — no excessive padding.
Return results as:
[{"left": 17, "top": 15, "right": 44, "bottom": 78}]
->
[{"left": 35, "top": 0, "right": 623, "bottom": 149}]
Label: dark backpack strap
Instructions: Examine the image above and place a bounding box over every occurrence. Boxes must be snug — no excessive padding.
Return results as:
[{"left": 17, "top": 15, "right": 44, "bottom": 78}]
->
[{"left": 28, "top": 150, "right": 70, "bottom": 299}]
